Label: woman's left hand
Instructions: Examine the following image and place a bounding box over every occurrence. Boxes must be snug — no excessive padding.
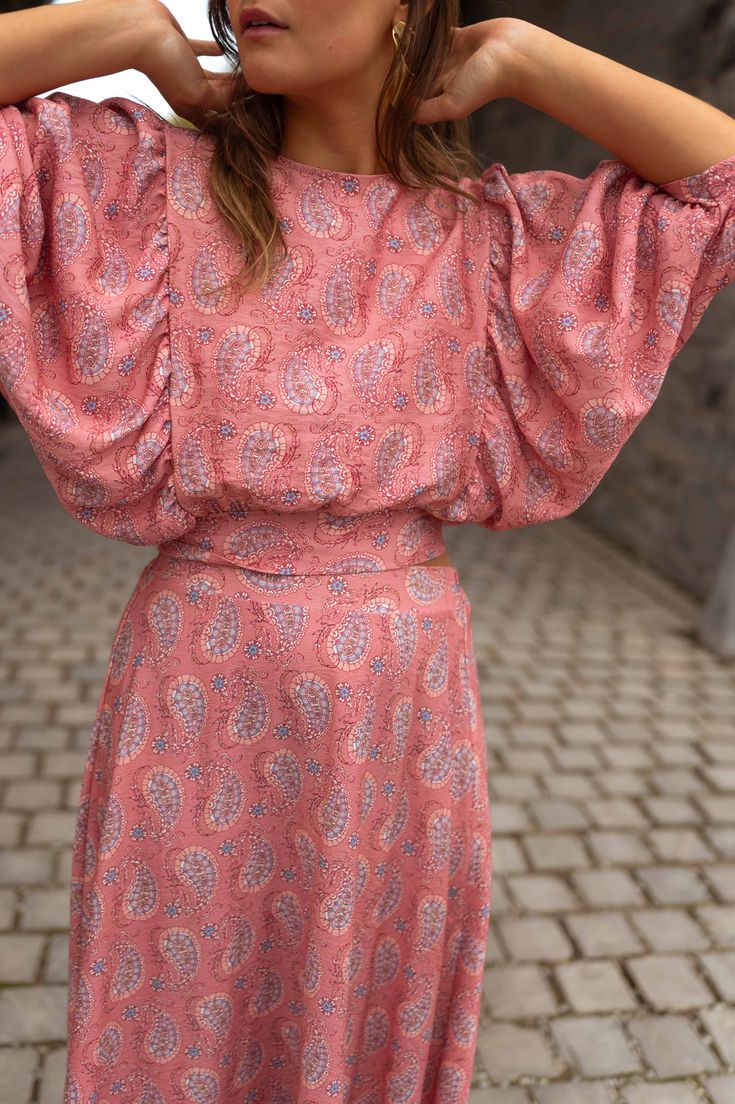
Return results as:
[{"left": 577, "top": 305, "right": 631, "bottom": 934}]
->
[{"left": 411, "top": 18, "right": 520, "bottom": 126}]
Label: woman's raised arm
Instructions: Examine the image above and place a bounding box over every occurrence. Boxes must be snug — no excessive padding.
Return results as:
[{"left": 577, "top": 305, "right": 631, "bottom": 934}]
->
[
  {"left": 498, "top": 18, "right": 735, "bottom": 183},
  {"left": 0, "top": 0, "right": 150, "bottom": 106},
  {"left": 0, "top": 0, "right": 231, "bottom": 125}
]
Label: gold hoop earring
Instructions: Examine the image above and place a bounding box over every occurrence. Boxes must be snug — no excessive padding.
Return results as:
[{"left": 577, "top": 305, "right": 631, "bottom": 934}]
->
[{"left": 390, "top": 20, "right": 414, "bottom": 107}]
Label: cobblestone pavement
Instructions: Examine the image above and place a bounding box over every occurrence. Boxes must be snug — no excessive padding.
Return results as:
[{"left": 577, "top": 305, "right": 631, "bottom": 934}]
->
[{"left": 1, "top": 419, "right": 734, "bottom": 1104}]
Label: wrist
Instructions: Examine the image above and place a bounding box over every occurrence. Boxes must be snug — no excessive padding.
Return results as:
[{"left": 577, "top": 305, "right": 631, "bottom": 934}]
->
[
  {"left": 90, "top": 0, "right": 161, "bottom": 76},
  {"left": 488, "top": 18, "right": 551, "bottom": 102}
]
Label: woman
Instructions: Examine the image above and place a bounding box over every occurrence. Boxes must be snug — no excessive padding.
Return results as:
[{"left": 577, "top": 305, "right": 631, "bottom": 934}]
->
[{"left": 1, "top": 1, "right": 734, "bottom": 1100}]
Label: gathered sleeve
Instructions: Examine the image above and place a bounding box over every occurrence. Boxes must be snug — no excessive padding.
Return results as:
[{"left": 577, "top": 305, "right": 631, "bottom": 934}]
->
[
  {"left": 465, "top": 150, "right": 735, "bottom": 531},
  {"left": 0, "top": 91, "right": 195, "bottom": 545}
]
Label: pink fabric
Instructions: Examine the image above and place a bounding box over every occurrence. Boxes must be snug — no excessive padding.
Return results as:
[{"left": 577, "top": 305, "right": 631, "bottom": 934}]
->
[{"left": 1, "top": 90, "right": 734, "bottom": 1103}]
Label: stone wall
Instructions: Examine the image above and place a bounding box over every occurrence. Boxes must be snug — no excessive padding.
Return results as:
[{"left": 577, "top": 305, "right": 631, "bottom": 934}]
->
[{"left": 463, "top": 0, "right": 735, "bottom": 601}]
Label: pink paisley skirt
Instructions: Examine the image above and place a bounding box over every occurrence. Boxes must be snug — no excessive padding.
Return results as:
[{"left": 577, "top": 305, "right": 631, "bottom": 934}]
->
[{"left": 63, "top": 551, "right": 492, "bottom": 1104}]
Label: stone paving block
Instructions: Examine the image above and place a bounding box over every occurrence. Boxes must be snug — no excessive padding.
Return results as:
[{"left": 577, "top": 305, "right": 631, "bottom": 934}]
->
[
  {"left": 492, "top": 838, "right": 528, "bottom": 874},
  {"left": 0, "top": 1046, "right": 38, "bottom": 1104},
  {"left": 704, "top": 828, "right": 735, "bottom": 858},
  {"left": 705, "top": 743, "right": 735, "bottom": 764},
  {"left": 3, "top": 780, "right": 63, "bottom": 812},
  {"left": 702, "top": 767, "right": 735, "bottom": 791},
  {"left": 606, "top": 721, "right": 649, "bottom": 743},
  {"left": 516, "top": 702, "right": 562, "bottom": 723},
  {"left": 584, "top": 800, "right": 648, "bottom": 829},
  {"left": 1, "top": 704, "right": 52, "bottom": 725},
  {"left": 650, "top": 769, "right": 703, "bottom": 795},
  {"left": 44, "top": 932, "right": 69, "bottom": 984},
  {"left": 38, "top": 1047, "right": 67, "bottom": 1104},
  {"left": 63, "top": 778, "right": 85, "bottom": 809},
  {"left": 476, "top": 1024, "right": 567, "bottom": 1084},
  {"left": 533, "top": 1085, "right": 614, "bottom": 1103},
  {"left": 625, "top": 954, "right": 715, "bottom": 1011},
  {"left": 502, "top": 749, "right": 554, "bottom": 773},
  {"left": 0, "top": 933, "right": 45, "bottom": 983},
  {"left": 699, "top": 1006, "right": 735, "bottom": 1065},
  {"left": 469, "top": 1089, "right": 531, "bottom": 1104},
  {"left": 554, "top": 961, "right": 638, "bottom": 1013},
  {"left": 0, "top": 680, "right": 27, "bottom": 705},
  {"left": 620, "top": 1084, "right": 702, "bottom": 1103},
  {"left": 640, "top": 798, "right": 702, "bottom": 826},
  {"left": 489, "top": 803, "right": 532, "bottom": 835},
  {"left": 26, "top": 811, "right": 78, "bottom": 847},
  {"left": 0, "top": 986, "right": 67, "bottom": 1044},
  {"left": 53, "top": 704, "right": 96, "bottom": 727},
  {"left": 597, "top": 771, "right": 648, "bottom": 796},
  {"left": 507, "top": 875, "right": 580, "bottom": 913},
  {"left": 483, "top": 965, "right": 558, "bottom": 1020},
  {"left": 488, "top": 878, "right": 511, "bottom": 917},
  {"left": 629, "top": 910, "right": 709, "bottom": 953},
  {"left": 698, "top": 952, "right": 735, "bottom": 1002},
  {"left": 18, "top": 889, "right": 70, "bottom": 932},
  {"left": 542, "top": 774, "right": 598, "bottom": 800},
  {"left": 30, "top": 682, "right": 80, "bottom": 704},
  {"left": 702, "top": 863, "right": 735, "bottom": 901},
  {"left": 528, "top": 801, "right": 590, "bottom": 831},
  {"left": 496, "top": 918, "right": 574, "bottom": 963},
  {"left": 17, "top": 665, "right": 65, "bottom": 686},
  {"left": 602, "top": 746, "right": 654, "bottom": 769},
  {"left": 524, "top": 834, "right": 591, "bottom": 870},
  {"left": 0, "top": 850, "right": 53, "bottom": 887},
  {"left": 0, "top": 810, "right": 23, "bottom": 847},
  {"left": 0, "top": 753, "right": 37, "bottom": 780},
  {"left": 626, "top": 1015, "right": 719, "bottom": 1078},
  {"left": 705, "top": 1075, "right": 735, "bottom": 1104},
  {"left": 562, "top": 700, "right": 611, "bottom": 721},
  {"left": 14, "top": 727, "right": 68, "bottom": 751},
  {"left": 636, "top": 867, "right": 712, "bottom": 906},
  {"left": 695, "top": 905, "right": 735, "bottom": 947},
  {"left": 653, "top": 743, "right": 702, "bottom": 766},
  {"left": 562, "top": 912, "right": 644, "bottom": 958},
  {"left": 571, "top": 869, "right": 646, "bottom": 908},
  {"left": 69, "top": 663, "right": 109, "bottom": 684},
  {"left": 41, "top": 751, "right": 86, "bottom": 779},
  {"left": 484, "top": 703, "right": 515, "bottom": 725},
  {"left": 55, "top": 848, "right": 74, "bottom": 885},
  {"left": 489, "top": 774, "right": 542, "bottom": 801},
  {"left": 0, "top": 889, "right": 16, "bottom": 930},
  {"left": 586, "top": 832, "right": 653, "bottom": 865},
  {"left": 610, "top": 701, "right": 654, "bottom": 721},
  {"left": 553, "top": 749, "right": 599, "bottom": 771},
  {"left": 549, "top": 1014, "right": 641, "bottom": 1077},
  {"left": 696, "top": 796, "right": 735, "bottom": 824},
  {"left": 23, "top": 626, "right": 64, "bottom": 645},
  {"left": 645, "top": 829, "right": 715, "bottom": 863}
]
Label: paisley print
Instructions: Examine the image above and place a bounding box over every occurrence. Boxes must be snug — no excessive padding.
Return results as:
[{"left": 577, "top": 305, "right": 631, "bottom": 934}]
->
[{"left": 1, "top": 89, "right": 734, "bottom": 1104}]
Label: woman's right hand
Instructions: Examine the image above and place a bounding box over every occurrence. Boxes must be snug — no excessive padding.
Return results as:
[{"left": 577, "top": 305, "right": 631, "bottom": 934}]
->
[{"left": 133, "top": 0, "right": 237, "bottom": 126}]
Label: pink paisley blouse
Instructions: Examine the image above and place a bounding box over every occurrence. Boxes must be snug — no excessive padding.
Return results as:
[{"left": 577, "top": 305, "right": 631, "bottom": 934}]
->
[{"left": 1, "top": 92, "right": 734, "bottom": 573}]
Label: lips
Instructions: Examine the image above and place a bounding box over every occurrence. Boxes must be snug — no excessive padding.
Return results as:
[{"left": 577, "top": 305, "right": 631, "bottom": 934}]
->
[{"left": 240, "top": 7, "right": 288, "bottom": 32}]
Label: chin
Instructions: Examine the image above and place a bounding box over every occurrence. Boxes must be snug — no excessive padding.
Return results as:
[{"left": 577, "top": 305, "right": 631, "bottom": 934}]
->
[{"left": 241, "top": 70, "right": 294, "bottom": 96}]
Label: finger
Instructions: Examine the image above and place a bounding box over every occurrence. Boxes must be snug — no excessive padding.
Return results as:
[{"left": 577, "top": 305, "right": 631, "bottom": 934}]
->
[
  {"left": 190, "top": 73, "right": 238, "bottom": 113},
  {"left": 188, "top": 39, "right": 225, "bottom": 54},
  {"left": 413, "top": 95, "right": 461, "bottom": 126}
]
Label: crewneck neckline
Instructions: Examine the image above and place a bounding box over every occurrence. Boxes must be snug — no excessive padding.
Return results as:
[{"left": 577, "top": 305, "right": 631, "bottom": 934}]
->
[{"left": 273, "top": 153, "right": 395, "bottom": 182}]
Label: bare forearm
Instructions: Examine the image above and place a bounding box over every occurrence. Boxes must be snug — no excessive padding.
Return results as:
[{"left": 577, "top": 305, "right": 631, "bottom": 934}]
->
[
  {"left": 0, "top": 0, "right": 150, "bottom": 106},
  {"left": 497, "top": 18, "right": 735, "bottom": 184}
]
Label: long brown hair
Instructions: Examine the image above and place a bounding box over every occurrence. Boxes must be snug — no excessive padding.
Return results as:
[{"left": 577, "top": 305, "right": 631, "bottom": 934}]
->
[{"left": 189, "top": 0, "right": 483, "bottom": 295}]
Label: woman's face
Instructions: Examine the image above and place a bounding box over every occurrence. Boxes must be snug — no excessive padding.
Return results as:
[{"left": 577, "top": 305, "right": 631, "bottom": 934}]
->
[{"left": 227, "top": 1, "right": 409, "bottom": 97}]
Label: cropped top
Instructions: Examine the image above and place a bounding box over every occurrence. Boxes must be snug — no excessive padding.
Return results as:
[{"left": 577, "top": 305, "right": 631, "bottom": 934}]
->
[{"left": 1, "top": 92, "right": 734, "bottom": 575}]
